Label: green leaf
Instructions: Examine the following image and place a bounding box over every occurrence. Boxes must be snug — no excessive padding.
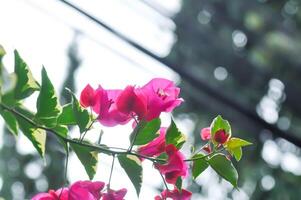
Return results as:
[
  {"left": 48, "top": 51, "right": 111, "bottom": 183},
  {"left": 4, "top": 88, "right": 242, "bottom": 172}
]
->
[
  {"left": 210, "top": 115, "right": 231, "bottom": 145},
  {"left": 52, "top": 124, "right": 69, "bottom": 151},
  {"left": 15, "top": 114, "right": 46, "bottom": 158},
  {"left": 210, "top": 115, "right": 231, "bottom": 136},
  {"left": 175, "top": 177, "right": 182, "bottom": 191},
  {"left": 1, "top": 90, "right": 20, "bottom": 107},
  {"left": 165, "top": 119, "right": 186, "bottom": 149},
  {"left": 0, "top": 45, "right": 5, "bottom": 61},
  {"left": 57, "top": 103, "right": 76, "bottom": 125},
  {"left": 226, "top": 138, "right": 252, "bottom": 149},
  {"left": 129, "top": 118, "right": 161, "bottom": 146},
  {"left": 208, "top": 153, "right": 238, "bottom": 187},
  {"left": 70, "top": 93, "right": 91, "bottom": 133},
  {"left": 0, "top": 45, "right": 6, "bottom": 87},
  {"left": 225, "top": 138, "right": 251, "bottom": 162},
  {"left": 70, "top": 142, "right": 98, "bottom": 180},
  {"left": 52, "top": 124, "right": 68, "bottom": 138},
  {"left": 36, "top": 67, "right": 61, "bottom": 128},
  {"left": 118, "top": 155, "right": 143, "bottom": 197},
  {"left": 0, "top": 108, "right": 18, "bottom": 135},
  {"left": 14, "top": 50, "right": 40, "bottom": 100},
  {"left": 232, "top": 147, "right": 242, "bottom": 161},
  {"left": 192, "top": 153, "right": 209, "bottom": 179}
]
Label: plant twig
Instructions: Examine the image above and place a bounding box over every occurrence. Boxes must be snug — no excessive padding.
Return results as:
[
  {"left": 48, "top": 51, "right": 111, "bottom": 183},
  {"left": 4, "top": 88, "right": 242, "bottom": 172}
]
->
[
  {"left": 0, "top": 103, "right": 213, "bottom": 164},
  {"left": 107, "top": 154, "right": 116, "bottom": 189}
]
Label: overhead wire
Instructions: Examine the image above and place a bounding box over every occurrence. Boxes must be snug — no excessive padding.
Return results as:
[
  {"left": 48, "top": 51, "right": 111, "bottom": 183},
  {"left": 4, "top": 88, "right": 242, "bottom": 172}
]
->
[{"left": 55, "top": 0, "right": 301, "bottom": 148}]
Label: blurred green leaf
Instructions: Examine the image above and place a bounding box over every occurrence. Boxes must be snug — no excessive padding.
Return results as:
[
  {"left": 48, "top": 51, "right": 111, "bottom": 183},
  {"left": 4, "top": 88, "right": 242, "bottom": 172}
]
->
[
  {"left": 118, "top": 155, "right": 142, "bottom": 197},
  {"left": 226, "top": 137, "right": 252, "bottom": 149},
  {"left": 53, "top": 124, "right": 69, "bottom": 151},
  {"left": 57, "top": 103, "right": 76, "bottom": 125},
  {"left": 129, "top": 118, "right": 161, "bottom": 146},
  {"left": 52, "top": 124, "right": 68, "bottom": 138},
  {"left": 1, "top": 90, "right": 20, "bottom": 108},
  {"left": 208, "top": 153, "right": 238, "bottom": 187},
  {"left": 36, "top": 67, "right": 61, "bottom": 128},
  {"left": 175, "top": 177, "right": 182, "bottom": 191},
  {"left": 15, "top": 114, "right": 46, "bottom": 158},
  {"left": 70, "top": 142, "right": 98, "bottom": 180},
  {"left": 232, "top": 147, "right": 242, "bottom": 161},
  {"left": 225, "top": 138, "right": 251, "bottom": 162},
  {"left": 0, "top": 45, "right": 6, "bottom": 87},
  {"left": 14, "top": 50, "right": 40, "bottom": 100},
  {"left": 165, "top": 119, "right": 186, "bottom": 149},
  {"left": 192, "top": 153, "right": 209, "bottom": 179},
  {"left": 0, "top": 108, "right": 18, "bottom": 135},
  {"left": 70, "top": 93, "right": 91, "bottom": 133}
]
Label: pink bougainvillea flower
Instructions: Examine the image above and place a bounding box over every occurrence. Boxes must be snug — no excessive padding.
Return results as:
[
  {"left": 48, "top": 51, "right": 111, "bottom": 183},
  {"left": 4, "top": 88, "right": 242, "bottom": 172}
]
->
[
  {"left": 80, "top": 84, "right": 97, "bottom": 108},
  {"left": 94, "top": 89, "right": 131, "bottom": 127},
  {"left": 200, "top": 127, "right": 211, "bottom": 140},
  {"left": 154, "top": 188, "right": 192, "bottom": 200},
  {"left": 214, "top": 129, "right": 229, "bottom": 144},
  {"left": 141, "top": 78, "right": 183, "bottom": 121},
  {"left": 116, "top": 86, "right": 147, "bottom": 120},
  {"left": 32, "top": 188, "right": 69, "bottom": 200},
  {"left": 32, "top": 181, "right": 105, "bottom": 200},
  {"left": 102, "top": 188, "right": 127, "bottom": 200},
  {"left": 155, "top": 144, "right": 188, "bottom": 184},
  {"left": 138, "top": 127, "right": 167, "bottom": 159},
  {"left": 69, "top": 180, "right": 105, "bottom": 200},
  {"left": 92, "top": 85, "right": 111, "bottom": 117}
]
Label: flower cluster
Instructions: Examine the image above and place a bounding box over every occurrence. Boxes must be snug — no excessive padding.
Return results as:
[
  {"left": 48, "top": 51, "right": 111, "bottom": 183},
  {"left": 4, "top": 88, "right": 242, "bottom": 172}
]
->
[
  {"left": 0, "top": 50, "right": 251, "bottom": 200},
  {"left": 80, "top": 78, "right": 183, "bottom": 126},
  {"left": 32, "top": 181, "right": 127, "bottom": 200},
  {"left": 137, "top": 128, "right": 191, "bottom": 199}
]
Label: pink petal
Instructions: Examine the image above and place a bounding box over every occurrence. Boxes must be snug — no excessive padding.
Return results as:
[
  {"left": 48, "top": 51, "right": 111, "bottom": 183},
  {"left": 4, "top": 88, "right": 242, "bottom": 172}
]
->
[
  {"left": 80, "top": 84, "right": 96, "bottom": 108},
  {"left": 141, "top": 78, "right": 183, "bottom": 121},
  {"left": 69, "top": 180, "right": 105, "bottom": 200},
  {"left": 200, "top": 127, "right": 211, "bottom": 140},
  {"left": 161, "top": 188, "right": 192, "bottom": 200},
  {"left": 116, "top": 86, "right": 147, "bottom": 119},
  {"left": 138, "top": 128, "right": 166, "bottom": 158},
  {"left": 155, "top": 144, "right": 188, "bottom": 184},
  {"left": 102, "top": 188, "right": 127, "bottom": 200}
]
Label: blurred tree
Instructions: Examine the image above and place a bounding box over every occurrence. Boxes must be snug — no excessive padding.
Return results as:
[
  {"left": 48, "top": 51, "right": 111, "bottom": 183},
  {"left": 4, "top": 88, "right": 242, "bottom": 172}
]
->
[{"left": 168, "top": 0, "right": 301, "bottom": 199}]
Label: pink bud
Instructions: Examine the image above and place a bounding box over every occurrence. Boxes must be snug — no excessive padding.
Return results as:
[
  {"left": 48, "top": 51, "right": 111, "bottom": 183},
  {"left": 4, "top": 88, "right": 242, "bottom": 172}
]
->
[
  {"left": 80, "top": 84, "right": 97, "bottom": 108},
  {"left": 200, "top": 127, "right": 211, "bottom": 140},
  {"left": 214, "top": 129, "right": 229, "bottom": 144}
]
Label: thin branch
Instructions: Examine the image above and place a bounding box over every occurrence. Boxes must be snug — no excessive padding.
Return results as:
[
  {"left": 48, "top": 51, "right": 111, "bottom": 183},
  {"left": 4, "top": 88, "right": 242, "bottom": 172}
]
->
[
  {"left": 0, "top": 103, "right": 211, "bottom": 163},
  {"left": 128, "top": 114, "right": 140, "bottom": 152},
  {"left": 0, "top": 103, "right": 161, "bottom": 162},
  {"left": 107, "top": 155, "right": 116, "bottom": 189}
]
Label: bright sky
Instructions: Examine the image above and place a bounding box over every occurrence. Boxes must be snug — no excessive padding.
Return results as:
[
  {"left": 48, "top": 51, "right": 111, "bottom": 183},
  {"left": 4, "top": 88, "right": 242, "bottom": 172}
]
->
[{"left": 0, "top": 0, "right": 186, "bottom": 199}]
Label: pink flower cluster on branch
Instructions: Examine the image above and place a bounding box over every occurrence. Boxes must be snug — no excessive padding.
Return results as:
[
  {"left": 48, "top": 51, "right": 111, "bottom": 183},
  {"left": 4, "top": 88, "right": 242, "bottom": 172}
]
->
[
  {"left": 80, "top": 78, "right": 183, "bottom": 126},
  {"left": 138, "top": 129, "right": 190, "bottom": 199},
  {"left": 32, "top": 181, "right": 126, "bottom": 200}
]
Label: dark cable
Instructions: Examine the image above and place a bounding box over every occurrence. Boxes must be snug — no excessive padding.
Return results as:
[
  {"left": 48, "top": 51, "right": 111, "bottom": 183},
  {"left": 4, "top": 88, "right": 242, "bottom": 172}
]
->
[{"left": 57, "top": 0, "right": 301, "bottom": 148}]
